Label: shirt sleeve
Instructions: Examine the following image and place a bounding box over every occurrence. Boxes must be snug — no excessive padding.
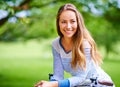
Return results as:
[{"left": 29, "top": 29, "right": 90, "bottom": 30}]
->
[
  {"left": 51, "top": 46, "right": 71, "bottom": 87},
  {"left": 68, "top": 47, "right": 93, "bottom": 87},
  {"left": 68, "top": 40, "right": 95, "bottom": 87},
  {"left": 51, "top": 39, "right": 95, "bottom": 87},
  {"left": 50, "top": 46, "right": 64, "bottom": 81}
]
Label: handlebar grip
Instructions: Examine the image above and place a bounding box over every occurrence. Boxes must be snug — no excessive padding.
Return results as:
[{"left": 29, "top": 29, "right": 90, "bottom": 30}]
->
[
  {"left": 49, "top": 73, "right": 53, "bottom": 80},
  {"left": 98, "top": 81, "right": 114, "bottom": 86}
]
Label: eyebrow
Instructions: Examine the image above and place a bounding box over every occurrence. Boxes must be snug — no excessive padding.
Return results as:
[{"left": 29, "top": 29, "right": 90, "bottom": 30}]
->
[{"left": 60, "top": 19, "right": 76, "bottom": 21}]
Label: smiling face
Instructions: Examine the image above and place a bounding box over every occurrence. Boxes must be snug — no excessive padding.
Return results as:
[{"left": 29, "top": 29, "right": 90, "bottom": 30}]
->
[{"left": 59, "top": 10, "right": 77, "bottom": 39}]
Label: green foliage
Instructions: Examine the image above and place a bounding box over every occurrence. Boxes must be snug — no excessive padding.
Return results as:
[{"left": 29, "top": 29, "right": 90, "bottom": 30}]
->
[
  {"left": 83, "top": 11, "right": 120, "bottom": 57},
  {"left": 0, "top": 22, "right": 27, "bottom": 41},
  {"left": 0, "top": 0, "right": 120, "bottom": 57},
  {"left": 0, "top": 0, "right": 15, "bottom": 15}
]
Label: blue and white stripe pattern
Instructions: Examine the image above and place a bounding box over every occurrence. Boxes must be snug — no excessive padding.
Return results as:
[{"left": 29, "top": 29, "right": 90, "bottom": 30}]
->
[{"left": 50, "top": 37, "right": 114, "bottom": 87}]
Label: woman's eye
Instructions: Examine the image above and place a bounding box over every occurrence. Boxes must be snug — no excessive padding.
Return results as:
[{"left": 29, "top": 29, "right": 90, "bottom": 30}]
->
[
  {"left": 61, "top": 21, "right": 65, "bottom": 23},
  {"left": 71, "top": 20, "right": 76, "bottom": 23}
]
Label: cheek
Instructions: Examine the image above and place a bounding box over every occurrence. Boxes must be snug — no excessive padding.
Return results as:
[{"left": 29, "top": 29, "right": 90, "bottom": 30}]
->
[
  {"left": 73, "top": 24, "right": 77, "bottom": 29},
  {"left": 73, "top": 24, "right": 77, "bottom": 33},
  {"left": 59, "top": 23, "right": 66, "bottom": 29}
]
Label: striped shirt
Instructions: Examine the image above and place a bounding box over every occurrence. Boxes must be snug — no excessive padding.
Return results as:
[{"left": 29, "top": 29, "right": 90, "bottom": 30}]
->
[{"left": 50, "top": 37, "right": 113, "bottom": 87}]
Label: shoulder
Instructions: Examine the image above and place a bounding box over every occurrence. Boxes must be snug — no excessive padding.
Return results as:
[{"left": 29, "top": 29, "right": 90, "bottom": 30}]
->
[
  {"left": 52, "top": 37, "right": 60, "bottom": 53},
  {"left": 52, "top": 37, "right": 60, "bottom": 47},
  {"left": 83, "top": 39, "right": 91, "bottom": 48}
]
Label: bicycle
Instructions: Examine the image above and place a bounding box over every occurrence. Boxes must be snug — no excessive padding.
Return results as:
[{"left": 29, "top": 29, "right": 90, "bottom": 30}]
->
[{"left": 49, "top": 74, "right": 114, "bottom": 87}]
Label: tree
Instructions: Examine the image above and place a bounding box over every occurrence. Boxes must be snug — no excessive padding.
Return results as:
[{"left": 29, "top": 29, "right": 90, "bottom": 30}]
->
[{"left": 0, "top": 0, "right": 120, "bottom": 58}]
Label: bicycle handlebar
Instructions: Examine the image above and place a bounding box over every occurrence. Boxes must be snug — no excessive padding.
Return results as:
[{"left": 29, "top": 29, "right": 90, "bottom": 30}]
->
[{"left": 49, "top": 73, "right": 114, "bottom": 87}]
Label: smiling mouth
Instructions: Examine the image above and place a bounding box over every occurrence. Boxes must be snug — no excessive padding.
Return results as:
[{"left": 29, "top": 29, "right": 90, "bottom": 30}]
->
[{"left": 65, "top": 30, "right": 73, "bottom": 34}]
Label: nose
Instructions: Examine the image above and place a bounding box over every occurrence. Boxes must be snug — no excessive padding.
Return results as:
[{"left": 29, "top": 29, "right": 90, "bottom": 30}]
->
[{"left": 66, "top": 22, "right": 71, "bottom": 29}]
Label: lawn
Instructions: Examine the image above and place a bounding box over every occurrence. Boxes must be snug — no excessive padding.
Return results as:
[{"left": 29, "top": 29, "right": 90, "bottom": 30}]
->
[{"left": 0, "top": 39, "right": 119, "bottom": 87}]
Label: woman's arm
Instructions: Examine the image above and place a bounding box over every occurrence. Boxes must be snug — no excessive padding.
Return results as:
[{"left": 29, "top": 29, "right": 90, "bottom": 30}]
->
[
  {"left": 51, "top": 46, "right": 70, "bottom": 87},
  {"left": 34, "top": 47, "right": 61, "bottom": 87},
  {"left": 68, "top": 41, "right": 96, "bottom": 87},
  {"left": 50, "top": 46, "right": 64, "bottom": 80},
  {"left": 51, "top": 40, "right": 95, "bottom": 87}
]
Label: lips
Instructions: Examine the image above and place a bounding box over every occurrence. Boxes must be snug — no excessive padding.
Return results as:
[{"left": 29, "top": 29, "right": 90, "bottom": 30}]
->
[{"left": 65, "top": 30, "right": 73, "bottom": 35}]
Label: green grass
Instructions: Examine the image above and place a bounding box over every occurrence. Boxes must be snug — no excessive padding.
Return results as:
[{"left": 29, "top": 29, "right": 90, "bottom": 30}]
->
[
  {"left": 0, "top": 39, "right": 53, "bottom": 87},
  {"left": 102, "top": 60, "right": 120, "bottom": 87},
  {"left": 0, "top": 39, "right": 119, "bottom": 87}
]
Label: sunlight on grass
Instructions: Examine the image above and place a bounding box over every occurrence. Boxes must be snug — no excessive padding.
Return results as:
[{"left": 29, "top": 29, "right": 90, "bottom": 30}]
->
[
  {"left": 102, "top": 61, "right": 120, "bottom": 87},
  {"left": 0, "top": 38, "right": 53, "bottom": 87},
  {"left": 0, "top": 39, "right": 53, "bottom": 59}
]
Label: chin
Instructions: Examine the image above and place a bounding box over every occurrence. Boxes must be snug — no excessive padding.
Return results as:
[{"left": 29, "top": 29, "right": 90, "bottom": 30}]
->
[{"left": 65, "top": 35, "right": 73, "bottom": 38}]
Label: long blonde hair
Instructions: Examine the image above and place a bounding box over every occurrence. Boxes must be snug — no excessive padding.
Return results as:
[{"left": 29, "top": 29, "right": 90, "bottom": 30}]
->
[{"left": 56, "top": 3, "right": 102, "bottom": 70}]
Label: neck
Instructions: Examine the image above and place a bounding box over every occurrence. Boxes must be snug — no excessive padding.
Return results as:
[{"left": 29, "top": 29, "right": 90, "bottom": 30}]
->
[
  {"left": 61, "top": 37, "right": 72, "bottom": 52},
  {"left": 62, "top": 37, "right": 72, "bottom": 45}
]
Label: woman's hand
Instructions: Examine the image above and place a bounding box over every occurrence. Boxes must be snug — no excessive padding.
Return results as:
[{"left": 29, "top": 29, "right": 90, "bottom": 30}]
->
[{"left": 34, "top": 80, "right": 58, "bottom": 87}]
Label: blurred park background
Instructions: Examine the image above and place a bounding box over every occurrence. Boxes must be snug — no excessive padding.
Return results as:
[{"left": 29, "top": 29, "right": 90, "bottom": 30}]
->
[{"left": 0, "top": 0, "right": 120, "bottom": 87}]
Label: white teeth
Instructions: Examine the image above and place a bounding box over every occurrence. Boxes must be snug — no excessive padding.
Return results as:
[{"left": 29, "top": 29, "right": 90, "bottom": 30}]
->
[
  {"left": 65, "top": 30, "right": 71, "bottom": 32},
  {"left": 65, "top": 30, "right": 72, "bottom": 32},
  {"left": 65, "top": 29, "right": 72, "bottom": 31}
]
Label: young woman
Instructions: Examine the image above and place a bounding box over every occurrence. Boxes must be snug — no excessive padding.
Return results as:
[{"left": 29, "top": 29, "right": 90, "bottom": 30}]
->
[{"left": 35, "top": 3, "right": 114, "bottom": 87}]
